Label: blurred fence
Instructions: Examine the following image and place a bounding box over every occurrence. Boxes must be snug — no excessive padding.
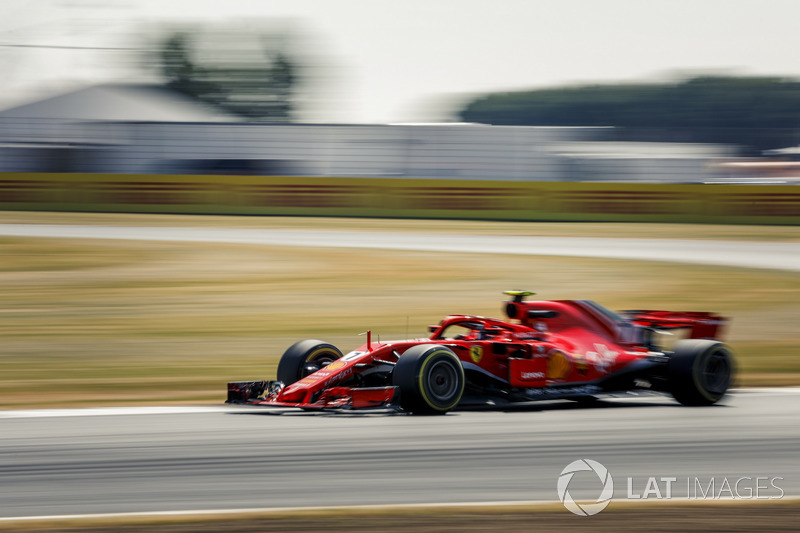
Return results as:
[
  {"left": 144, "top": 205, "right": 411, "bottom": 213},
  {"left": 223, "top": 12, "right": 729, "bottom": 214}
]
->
[
  {"left": 1, "top": 119, "right": 797, "bottom": 224},
  {"left": 1, "top": 173, "right": 798, "bottom": 224}
]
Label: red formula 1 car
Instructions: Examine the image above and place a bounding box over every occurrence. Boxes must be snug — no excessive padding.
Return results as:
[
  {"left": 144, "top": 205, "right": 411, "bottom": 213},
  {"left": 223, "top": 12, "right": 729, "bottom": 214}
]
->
[{"left": 227, "top": 291, "right": 735, "bottom": 414}]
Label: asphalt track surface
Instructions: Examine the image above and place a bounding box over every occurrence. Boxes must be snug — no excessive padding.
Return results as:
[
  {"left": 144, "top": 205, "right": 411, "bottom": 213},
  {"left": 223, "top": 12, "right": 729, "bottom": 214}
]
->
[
  {"left": 1, "top": 390, "right": 799, "bottom": 519},
  {"left": 1, "top": 223, "right": 800, "bottom": 271}
]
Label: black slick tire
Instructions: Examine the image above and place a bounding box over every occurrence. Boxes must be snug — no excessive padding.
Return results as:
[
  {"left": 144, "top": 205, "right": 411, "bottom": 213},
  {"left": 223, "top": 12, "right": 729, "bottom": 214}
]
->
[
  {"left": 668, "top": 339, "right": 734, "bottom": 406},
  {"left": 392, "top": 344, "right": 465, "bottom": 414},
  {"left": 276, "top": 340, "right": 343, "bottom": 386}
]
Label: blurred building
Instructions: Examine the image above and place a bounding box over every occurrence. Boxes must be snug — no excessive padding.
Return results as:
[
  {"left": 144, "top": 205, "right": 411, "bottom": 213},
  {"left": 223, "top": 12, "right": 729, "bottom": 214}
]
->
[
  {"left": 0, "top": 83, "right": 734, "bottom": 182},
  {"left": 547, "top": 141, "right": 734, "bottom": 183},
  {"left": 0, "top": 84, "right": 237, "bottom": 173}
]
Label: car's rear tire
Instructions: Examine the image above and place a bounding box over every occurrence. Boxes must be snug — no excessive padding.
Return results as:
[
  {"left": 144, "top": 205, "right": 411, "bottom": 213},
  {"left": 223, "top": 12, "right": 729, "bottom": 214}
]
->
[
  {"left": 276, "top": 340, "right": 343, "bottom": 386},
  {"left": 392, "top": 345, "right": 465, "bottom": 414},
  {"left": 668, "top": 339, "right": 734, "bottom": 406}
]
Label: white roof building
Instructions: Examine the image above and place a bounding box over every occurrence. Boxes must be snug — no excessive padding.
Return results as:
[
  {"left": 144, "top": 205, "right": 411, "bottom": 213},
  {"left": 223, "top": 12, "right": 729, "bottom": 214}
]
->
[{"left": 0, "top": 83, "right": 237, "bottom": 123}]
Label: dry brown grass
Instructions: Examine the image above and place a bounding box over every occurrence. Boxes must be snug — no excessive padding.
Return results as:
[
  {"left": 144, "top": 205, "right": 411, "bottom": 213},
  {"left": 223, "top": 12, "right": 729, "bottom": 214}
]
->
[
  {"left": 1, "top": 213, "right": 799, "bottom": 408},
  {"left": 2, "top": 500, "right": 798, "bottom": 532}
]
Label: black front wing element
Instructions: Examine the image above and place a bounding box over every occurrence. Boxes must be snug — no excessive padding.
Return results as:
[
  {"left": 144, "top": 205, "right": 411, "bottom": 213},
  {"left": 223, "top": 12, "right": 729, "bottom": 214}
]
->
[{"left": 227, "top": 381, "right": 268, "bottom": 403}]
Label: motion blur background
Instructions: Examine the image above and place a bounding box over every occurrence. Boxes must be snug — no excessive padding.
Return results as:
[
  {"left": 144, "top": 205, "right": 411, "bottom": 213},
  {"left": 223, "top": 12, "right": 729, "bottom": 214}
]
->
[{"left": 1, "top": 0, "right": 800, "bottom": 183}]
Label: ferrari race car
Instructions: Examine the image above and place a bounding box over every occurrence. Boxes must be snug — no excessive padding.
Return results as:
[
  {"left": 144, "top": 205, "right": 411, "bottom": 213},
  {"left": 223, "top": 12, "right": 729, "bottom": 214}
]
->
[{"left": 227, "top": 291, "right": 735, "bottom": 414}]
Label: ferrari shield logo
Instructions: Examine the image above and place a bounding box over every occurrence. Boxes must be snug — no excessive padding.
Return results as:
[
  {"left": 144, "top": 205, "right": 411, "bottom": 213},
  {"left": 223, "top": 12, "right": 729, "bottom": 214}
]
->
[{"left": 470, "top": 345, "right": 483, "bottom": 364}]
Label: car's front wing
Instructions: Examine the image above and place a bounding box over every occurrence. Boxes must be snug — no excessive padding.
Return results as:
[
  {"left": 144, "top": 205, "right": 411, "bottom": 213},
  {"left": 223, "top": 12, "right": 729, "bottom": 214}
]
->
[{"left": 227, "top": 381, "right": 399, "bottom": 410}]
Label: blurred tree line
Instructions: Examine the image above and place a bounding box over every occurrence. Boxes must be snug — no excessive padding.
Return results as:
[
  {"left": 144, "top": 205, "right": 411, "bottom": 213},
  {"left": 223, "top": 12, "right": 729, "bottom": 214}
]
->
[
  {"left": 159, "top": 29, "right": 297, "bottom": 122},
  {"left": 459, "top": 76, "right": 800, "bottom": 154}
]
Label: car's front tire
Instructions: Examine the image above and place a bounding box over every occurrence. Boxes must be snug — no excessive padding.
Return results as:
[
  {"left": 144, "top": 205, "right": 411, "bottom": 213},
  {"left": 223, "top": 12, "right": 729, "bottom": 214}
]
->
[
  {"left": 276, "top": 340, "right": 343, "bottom": 386},
  {"left": 392, "top": 345, "right": 465, "bottom": 414},
  {"left": 668, "top": 339, "right": 734, "bottom": 406}
]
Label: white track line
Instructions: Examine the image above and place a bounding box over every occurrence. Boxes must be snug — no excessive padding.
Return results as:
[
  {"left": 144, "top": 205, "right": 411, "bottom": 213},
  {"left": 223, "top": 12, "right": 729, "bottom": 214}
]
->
[
  {"left": 1, "top": 389, "right": 798, "bottom": 419},
  {"left": 0, "top": 406, "right": 233, "bottom": 419}
]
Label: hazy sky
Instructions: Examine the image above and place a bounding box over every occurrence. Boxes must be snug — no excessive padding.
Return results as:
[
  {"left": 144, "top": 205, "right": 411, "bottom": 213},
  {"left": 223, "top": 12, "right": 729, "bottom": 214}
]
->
[{"left": 2, "top": 0, "right": 800, "bottom": 122}]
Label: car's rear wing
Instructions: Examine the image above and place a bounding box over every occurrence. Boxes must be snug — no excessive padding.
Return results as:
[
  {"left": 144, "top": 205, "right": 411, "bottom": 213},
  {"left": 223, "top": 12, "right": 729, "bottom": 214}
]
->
[{"left": 622, "top": 310, "right": 728, "bottom": 340}]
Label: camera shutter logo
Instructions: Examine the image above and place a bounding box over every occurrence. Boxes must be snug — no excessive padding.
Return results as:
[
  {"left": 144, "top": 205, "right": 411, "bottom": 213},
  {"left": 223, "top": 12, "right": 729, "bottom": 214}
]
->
[{"left": 557, "top": 459, "right": 614, "bottom": 516}]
